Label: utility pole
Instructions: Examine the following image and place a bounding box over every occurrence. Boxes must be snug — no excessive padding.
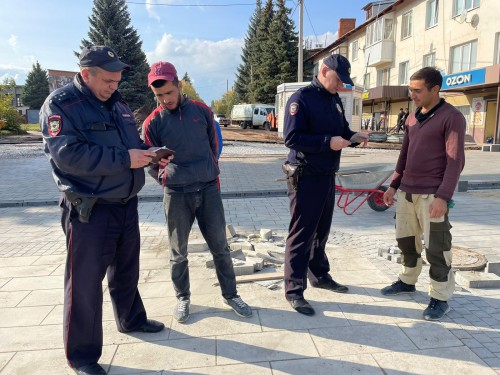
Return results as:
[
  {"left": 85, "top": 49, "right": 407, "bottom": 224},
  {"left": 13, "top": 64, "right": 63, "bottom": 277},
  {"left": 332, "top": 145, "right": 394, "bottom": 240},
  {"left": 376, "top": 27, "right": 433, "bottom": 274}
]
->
[{"left": 298, "top": 0, "right": 303, "bottom": 82}]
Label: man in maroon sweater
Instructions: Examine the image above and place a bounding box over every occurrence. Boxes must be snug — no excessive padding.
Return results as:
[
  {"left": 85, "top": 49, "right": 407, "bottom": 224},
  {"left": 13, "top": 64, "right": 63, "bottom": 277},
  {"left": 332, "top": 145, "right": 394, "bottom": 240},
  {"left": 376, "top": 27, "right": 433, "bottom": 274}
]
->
[{"left": 381, "top": 67, "right": 465, "bottom": 321}]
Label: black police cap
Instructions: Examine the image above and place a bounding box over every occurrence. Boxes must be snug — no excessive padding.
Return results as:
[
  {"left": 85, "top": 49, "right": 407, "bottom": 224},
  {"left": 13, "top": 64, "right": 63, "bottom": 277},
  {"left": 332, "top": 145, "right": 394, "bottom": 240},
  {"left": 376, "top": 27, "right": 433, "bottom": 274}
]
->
[
  {"left": 323, "top": 54, "right": 354, "bottom": 86},
  {"left": 79, "top": 45, "right": 130, "bottom": 72}
]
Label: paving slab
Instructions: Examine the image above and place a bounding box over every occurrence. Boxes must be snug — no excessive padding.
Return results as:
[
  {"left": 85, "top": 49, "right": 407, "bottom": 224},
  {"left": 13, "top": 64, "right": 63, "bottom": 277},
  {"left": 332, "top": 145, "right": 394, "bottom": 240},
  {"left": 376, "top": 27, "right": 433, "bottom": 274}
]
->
[
  {"left": 1, "top": 148, "right": 500, "bottom": 373},
  {"left": 372, "top": 346, "right": 496, "bottom": 374},
  {"left": 216, "top": 330, "right": 319, "bottom": 365}
]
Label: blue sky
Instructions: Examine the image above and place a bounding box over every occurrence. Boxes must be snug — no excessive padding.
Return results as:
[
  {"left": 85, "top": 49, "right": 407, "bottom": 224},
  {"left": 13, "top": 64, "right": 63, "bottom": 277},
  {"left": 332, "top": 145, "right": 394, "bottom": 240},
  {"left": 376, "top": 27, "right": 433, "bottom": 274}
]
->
[{"left": 0, "top": 0, "right": 369, "bottom": 104}]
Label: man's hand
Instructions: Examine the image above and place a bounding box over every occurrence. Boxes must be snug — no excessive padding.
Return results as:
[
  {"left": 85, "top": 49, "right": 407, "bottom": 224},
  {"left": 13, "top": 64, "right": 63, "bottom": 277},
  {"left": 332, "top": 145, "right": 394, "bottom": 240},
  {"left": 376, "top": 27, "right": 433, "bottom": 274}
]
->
[
  {"left": 330, "top": 136, "right": 351, "bottom": 151},
  {"left": 429, "top": 197, "right": 447, "bottom": 218},
  {"left": 129, "top": 149, "right": 156, "bottom": 168},
  {"left": 349, "top": 132, "right": 369, "bottom": 147},
  {"left": 158, "top": 155, "right": 174, "bottom": 167},
  {"left": 383, "top": 187, "right": 397, "bottom": 207}
]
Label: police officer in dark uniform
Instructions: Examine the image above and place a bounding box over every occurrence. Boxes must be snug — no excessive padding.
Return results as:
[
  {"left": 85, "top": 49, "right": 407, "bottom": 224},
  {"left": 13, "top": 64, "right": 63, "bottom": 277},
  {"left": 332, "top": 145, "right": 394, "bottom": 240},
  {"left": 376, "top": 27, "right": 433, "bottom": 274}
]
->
[
  {"left": 283, "top": 54, "right": 368, "bottom": 316},
  {"left": 40, "top": 45, "right": 166, "bottom": 375}
]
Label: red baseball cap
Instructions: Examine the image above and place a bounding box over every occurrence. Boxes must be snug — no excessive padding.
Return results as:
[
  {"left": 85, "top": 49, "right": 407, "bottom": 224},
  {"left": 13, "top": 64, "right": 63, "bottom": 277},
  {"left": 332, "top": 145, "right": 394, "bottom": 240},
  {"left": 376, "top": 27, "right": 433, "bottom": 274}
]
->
[{"left": 148, "top": 62, "right": 178, "bottom": 85}]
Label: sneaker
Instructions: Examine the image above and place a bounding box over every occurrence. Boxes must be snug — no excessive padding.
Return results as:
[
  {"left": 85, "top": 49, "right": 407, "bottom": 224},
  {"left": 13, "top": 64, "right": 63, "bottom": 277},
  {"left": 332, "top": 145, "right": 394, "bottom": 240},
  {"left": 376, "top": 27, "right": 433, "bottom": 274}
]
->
[
  {"left": 173, "top": 298, "right": 190, "bottom": 323},
  {"left": 423, "top": 298, "right": 450, "bottom": 321},
  {"left": 381, "top": 279, "right": 416, "bottom": 295},
  {"left": 223, "top": 296, "right": 252, "bottom": 318}
]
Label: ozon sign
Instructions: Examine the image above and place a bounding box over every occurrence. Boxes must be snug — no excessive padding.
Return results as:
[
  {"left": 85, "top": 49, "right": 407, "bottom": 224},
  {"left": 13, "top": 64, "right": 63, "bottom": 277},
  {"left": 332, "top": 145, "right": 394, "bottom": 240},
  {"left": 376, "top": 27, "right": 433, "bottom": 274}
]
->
[
  {"left": 442, "top": 68, "right": 486, "bottom": 90},
  {"left": 446, "top": 74, "right": 471, "bottom": 86}
]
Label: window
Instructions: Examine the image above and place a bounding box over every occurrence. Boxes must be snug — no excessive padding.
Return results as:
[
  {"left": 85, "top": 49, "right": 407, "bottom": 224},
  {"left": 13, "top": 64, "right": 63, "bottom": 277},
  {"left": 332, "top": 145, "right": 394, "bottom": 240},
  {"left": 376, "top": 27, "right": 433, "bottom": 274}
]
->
[
  {"left": 495, "top": 33, "right": 500, "bottom": 64},
  {"left": 401, "top": 11, "right": 412, "bottom": 39},
  {"left": 16, "top": 94, "right": 22, "bottom": 107},
  {"left": 423, "top": 53, "right": 435, "bottom": 67},
  {"left": 453, "top": 0, "right": 480, "bottom": 17},
  {"left": 353, "top": 98, "right": 361, "bottom": 116},
  {"left": 366, "top": 18, "right": 382, "bottom": 46},
  {"left": 377, "top": 68, "right": 390, "bottom": 86},
  {"left": 426, "top": 0, "right": 439, "bottom": 28},
  {"left": 450, "top": 40, "right": 477, "bottom": 73},
  {"left": 352, "top": 40, "right": 359, "bottom": 61},
  {"left": 363, "top": 73, "right": 371, "bottom": 90},
  {"left": 384, "top": 19, "right": 394, "bottom": 40},
  {"left": 399, "top": 61, "right": 409, "bottom": 85},
  {"left": 455, "top": 105, "right": 471, "bottom": 132}
]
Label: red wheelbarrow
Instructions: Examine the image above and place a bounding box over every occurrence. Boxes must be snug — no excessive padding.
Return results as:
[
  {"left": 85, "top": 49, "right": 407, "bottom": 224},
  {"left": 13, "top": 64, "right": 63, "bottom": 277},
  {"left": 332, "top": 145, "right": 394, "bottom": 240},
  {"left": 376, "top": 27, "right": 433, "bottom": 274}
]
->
[{"left": 335, "top": 165, "right": 394, "bottom": 215}]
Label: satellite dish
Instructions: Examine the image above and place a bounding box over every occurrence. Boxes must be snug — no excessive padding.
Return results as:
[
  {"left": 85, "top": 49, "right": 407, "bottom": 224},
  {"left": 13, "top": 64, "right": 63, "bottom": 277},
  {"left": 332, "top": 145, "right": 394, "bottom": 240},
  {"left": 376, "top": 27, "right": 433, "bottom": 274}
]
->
[
  {"left": 470, "top": 14, "right": 480, "bottom": 28},
  {"left": 458, "top": 10, "right": 468, "bottom": 23}
]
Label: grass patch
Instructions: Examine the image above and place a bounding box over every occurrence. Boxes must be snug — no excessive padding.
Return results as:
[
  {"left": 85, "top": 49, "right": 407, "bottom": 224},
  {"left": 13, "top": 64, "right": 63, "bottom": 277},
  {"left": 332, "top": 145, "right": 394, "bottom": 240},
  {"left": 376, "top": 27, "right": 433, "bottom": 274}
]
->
[{"left": 22, "top": 124, "right": 41, "bottom": 131}]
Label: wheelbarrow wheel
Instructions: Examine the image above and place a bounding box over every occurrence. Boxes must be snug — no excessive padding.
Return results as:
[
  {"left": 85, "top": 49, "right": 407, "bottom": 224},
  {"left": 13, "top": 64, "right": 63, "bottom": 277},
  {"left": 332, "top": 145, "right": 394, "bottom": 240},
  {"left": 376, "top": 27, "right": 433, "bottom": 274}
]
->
[{"left": 367, "top": 186, "right": 389, "bottom": 212}]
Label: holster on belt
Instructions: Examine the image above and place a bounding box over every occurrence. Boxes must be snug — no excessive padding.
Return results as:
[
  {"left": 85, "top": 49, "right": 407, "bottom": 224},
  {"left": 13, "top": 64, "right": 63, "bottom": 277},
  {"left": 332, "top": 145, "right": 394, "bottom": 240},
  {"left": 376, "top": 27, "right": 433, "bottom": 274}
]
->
[
  {"left": 64, "top": 191, "right": 98, "bottom": 224},
  {"left": 282, "top": 162, "right": 302, "bottom": 191}
]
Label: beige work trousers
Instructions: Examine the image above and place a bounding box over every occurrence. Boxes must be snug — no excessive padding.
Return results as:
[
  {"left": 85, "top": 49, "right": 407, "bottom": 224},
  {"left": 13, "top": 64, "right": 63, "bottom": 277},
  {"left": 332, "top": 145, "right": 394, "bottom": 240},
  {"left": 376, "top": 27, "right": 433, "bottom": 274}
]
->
[{"left": 395, "top": 190, "right": 454, "bottom": 301}]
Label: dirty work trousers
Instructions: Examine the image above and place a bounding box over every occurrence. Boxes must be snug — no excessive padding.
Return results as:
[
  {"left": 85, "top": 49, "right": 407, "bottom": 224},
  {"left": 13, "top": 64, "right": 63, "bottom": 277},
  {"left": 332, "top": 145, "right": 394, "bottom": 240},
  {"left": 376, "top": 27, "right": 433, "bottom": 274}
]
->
[{"left": 395, "top": 190, "right": 455, "bottom": 301}]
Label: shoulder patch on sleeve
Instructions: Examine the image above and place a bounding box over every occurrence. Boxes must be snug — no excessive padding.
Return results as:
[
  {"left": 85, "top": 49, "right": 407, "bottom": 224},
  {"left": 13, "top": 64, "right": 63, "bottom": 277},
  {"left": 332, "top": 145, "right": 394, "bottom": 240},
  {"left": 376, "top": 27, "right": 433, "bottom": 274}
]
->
[
  {"left": 289, "top": 102, "right": 299, "bottom": 116},
  {"left": 48, "top": 115, "right": 62, "bottom": 136}
]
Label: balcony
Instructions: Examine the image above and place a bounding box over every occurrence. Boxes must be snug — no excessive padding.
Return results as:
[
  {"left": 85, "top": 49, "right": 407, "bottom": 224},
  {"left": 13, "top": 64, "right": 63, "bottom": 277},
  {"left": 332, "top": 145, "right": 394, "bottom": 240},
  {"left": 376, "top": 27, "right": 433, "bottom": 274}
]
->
[{"left": 364, "top": 40, "right": 394, "bottom": 67}]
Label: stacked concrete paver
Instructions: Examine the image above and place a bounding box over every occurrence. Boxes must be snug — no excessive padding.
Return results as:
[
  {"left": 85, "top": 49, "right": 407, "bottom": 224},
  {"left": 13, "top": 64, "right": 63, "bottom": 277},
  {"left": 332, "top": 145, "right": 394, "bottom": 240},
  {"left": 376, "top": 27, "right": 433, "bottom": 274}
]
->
[{"left": 1, "top": 146, "right": 500, "bottom": 374}]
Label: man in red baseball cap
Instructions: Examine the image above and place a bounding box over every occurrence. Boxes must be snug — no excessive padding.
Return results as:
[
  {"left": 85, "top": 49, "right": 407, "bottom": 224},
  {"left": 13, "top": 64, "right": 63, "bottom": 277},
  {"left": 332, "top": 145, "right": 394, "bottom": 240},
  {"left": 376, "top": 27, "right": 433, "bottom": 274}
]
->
[{"left": 142, "top": 62, "right": 252, "bottom": 324}]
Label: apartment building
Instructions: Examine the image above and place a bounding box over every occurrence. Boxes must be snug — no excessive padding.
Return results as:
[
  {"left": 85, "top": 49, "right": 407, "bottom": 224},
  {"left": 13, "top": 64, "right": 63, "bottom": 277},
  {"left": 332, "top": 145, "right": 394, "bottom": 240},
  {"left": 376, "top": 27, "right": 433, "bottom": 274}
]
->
[{"left": 309, "top": 0, "right": 499, "bottom": 144}]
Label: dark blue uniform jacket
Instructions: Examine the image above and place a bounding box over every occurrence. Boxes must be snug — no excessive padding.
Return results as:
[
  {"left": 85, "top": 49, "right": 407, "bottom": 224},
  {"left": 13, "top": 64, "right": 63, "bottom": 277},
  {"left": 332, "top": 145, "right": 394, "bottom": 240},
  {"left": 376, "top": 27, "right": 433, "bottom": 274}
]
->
[
  {"left": 284, "top": 76, "right": 356, "bottom": 174},
  {"left": 40, "top": 74, "right": 147, "bottom": 201}
]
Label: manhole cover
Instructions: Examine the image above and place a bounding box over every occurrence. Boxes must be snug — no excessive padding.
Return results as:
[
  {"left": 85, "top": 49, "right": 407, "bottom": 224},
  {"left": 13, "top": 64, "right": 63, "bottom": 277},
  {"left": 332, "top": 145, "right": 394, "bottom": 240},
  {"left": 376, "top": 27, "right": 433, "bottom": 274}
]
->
[{"left": 450, "top": 246, "right": 487, "bottom": 271}]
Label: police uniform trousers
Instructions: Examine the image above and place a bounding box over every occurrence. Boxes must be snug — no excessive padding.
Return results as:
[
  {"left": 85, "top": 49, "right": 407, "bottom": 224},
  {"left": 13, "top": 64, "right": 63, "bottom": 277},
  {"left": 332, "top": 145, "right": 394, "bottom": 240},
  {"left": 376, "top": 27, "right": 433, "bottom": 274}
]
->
[
  {"left": 285, "top": 173, "right": 335, "bottom": 300},
  {"left": 395, "top": 190, "right": 455, "bottom": 301},
  {"left": 60, "top": 195, "right": 147, "bottom": 368}
]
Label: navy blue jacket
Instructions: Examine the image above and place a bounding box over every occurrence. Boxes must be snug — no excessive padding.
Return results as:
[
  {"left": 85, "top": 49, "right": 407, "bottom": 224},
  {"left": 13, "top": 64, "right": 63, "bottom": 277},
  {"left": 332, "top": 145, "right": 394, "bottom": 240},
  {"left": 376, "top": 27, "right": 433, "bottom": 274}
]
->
[
  {"left": 284, "top": 77, "right": 356, "bottom": 174},
  {"left": 40, "top": 74, "right": 147, "bottom": 200},
  {"left": 142, "top": 95, "right": 220, "bottom": 189}
]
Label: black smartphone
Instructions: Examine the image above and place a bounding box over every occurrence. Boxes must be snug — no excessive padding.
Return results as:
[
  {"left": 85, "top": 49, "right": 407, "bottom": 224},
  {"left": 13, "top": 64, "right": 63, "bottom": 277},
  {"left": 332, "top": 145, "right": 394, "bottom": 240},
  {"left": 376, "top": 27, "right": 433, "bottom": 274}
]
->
[{"left": 150, "top": 146, "right": 175, "bottom": 163}]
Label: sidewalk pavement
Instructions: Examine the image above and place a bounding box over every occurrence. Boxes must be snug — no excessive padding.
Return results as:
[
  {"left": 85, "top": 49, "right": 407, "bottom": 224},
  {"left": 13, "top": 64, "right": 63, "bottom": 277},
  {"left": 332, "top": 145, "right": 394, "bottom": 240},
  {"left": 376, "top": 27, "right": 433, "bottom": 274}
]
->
[{"left": 1, "top": 146, "right": 500, "bottom": 374}]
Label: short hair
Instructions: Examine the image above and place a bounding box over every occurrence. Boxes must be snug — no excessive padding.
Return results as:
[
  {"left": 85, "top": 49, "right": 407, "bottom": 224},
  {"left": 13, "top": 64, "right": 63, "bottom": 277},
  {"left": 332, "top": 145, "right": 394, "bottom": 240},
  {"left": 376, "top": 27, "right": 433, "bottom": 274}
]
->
[
  {"left": 410, "top": 67, "right": 443, "bottom": 90},
  {"left": 151, "top": 77, "right": 179, "bottom": 88},
  {"left": 81, "top": 66, "right": 100, "bottom": 76},
  {"left": 399, "top": 108, "right": 403, "bottom": 111}
]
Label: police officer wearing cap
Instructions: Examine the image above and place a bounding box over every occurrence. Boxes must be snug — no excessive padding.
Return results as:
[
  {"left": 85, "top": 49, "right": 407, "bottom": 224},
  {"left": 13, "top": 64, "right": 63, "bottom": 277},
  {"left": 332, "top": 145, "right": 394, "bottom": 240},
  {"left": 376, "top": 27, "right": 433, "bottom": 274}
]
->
[
  {"left": 40, "top": 45, "right": 166, "bottom": 375},
  {"left": 283, "top": 54, "right": 368, "bottom": 316}
]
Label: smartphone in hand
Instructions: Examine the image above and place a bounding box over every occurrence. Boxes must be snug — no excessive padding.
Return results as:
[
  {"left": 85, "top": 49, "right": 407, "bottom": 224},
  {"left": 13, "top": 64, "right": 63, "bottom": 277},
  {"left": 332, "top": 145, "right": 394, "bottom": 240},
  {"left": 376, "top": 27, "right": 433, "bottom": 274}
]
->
[
  {"left": 150, "top": 146, "right": 175, "bottom": 164},
  {"left": 349, "top": 134, "right": 367, "bottom": 143}
]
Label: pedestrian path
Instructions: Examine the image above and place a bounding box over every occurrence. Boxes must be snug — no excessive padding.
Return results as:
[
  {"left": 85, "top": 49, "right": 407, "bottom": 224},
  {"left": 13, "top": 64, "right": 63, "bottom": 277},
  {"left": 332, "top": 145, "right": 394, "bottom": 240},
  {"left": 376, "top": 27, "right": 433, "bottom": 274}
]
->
[{"left": 0, "top": 146, "right": 500, "bottom": 374}]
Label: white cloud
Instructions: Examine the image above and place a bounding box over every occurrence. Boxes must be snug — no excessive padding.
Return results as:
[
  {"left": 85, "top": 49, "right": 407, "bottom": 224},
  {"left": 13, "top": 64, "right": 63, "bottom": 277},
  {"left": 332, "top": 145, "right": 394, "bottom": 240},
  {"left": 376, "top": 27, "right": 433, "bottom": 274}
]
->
[
  {"left": 147, "top": 33, "right": 244, "bottom": 103},
  {"left": 145, "top": 0, "right": 160, "bottom": 21},
  {"left": 145, "top": 0, "right": 181, "bottom": 21},
  {"left": 305, "top": 31, "right": 338, "bottom": 49},
  {"left": 8, "top": 34, "right": 17, "bottom": 48}
]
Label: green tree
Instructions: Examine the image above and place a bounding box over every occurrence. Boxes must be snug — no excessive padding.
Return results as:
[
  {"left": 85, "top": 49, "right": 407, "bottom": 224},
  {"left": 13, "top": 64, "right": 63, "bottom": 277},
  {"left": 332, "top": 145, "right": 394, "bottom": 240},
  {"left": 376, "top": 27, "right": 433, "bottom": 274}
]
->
[
  {"left": 21, "top": 61, "right": 49, "bottom": 109},
  {"left": 270, "top": 0, "right": 298, "bottom": 86},
  {"left": 181, "top": 80, "right": 204, "bottom": 103},
  {"left": 0, "top": 78, "right": 23, "bottom": 133},
  {"left": 211, "top": 89, "right": 236, "bottom": 117},
  {"left": 248, "top": 0, "right": 274, "bottom": 103},
  {"left": 81, "top": 0, "right": 154, "bottom": 110},
  {"left": 234, "top": 0, "right": 261, "bottom": 103}
]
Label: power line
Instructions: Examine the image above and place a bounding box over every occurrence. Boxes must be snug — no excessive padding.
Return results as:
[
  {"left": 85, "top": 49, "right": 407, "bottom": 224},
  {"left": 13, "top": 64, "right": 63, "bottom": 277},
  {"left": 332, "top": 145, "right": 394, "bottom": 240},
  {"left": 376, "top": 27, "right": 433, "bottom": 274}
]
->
[
  {"left": 303, "top": 1, "right": 319, "bottom": 47},
  {"left": 126, "top": 1, "right": 254, "bottom": 6}
]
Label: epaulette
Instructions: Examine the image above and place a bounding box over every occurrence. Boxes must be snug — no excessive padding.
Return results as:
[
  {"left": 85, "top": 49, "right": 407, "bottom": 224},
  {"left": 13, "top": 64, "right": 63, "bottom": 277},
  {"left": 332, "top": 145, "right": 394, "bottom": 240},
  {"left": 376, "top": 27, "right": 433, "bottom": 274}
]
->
[{"left": 50, "top": 89, "right": 79, "bottom": 106}]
